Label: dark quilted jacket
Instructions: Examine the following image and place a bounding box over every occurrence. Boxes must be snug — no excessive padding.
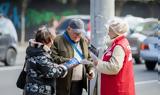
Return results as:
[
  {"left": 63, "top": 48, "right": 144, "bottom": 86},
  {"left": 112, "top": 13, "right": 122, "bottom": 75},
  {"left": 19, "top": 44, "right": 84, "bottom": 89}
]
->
[{"left": 23, "top": 41, "right": 67, "bottom": 95}]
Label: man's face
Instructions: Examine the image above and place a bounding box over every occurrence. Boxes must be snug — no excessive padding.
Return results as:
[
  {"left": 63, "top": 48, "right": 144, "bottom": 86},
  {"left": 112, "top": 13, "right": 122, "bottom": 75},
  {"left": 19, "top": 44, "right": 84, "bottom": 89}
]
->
[{"left": 68, "top": 27, "right": 82, "bottom": 42}]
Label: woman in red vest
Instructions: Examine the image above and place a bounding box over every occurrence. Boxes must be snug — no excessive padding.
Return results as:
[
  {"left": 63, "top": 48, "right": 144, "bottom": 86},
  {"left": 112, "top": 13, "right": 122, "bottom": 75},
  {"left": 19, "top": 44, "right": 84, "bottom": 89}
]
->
[{"left": 90, "top": 18, "right": 135, "bottom": 95}]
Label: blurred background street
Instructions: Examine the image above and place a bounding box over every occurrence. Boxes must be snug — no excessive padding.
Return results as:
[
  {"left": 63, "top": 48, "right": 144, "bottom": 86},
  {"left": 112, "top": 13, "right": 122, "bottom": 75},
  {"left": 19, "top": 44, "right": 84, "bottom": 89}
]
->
[
  {"left": 0, "top": 45, "right": 159, "bottom": 95},
  {"left": 0, "top": 0, "right": 160, "bottom": 95}
]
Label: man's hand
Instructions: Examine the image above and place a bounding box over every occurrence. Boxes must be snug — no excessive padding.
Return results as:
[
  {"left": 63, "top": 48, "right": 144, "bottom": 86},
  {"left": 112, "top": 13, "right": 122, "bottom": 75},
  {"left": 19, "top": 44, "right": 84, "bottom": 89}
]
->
[{"left": 87, "top": 70, "right": 95, "bottom": 80}]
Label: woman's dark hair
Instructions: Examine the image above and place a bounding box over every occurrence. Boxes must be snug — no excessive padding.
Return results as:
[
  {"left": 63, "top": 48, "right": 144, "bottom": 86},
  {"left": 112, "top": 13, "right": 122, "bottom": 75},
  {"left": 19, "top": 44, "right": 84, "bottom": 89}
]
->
[{"left": 35, "top": 25, "right": 55, "bottom": 44}]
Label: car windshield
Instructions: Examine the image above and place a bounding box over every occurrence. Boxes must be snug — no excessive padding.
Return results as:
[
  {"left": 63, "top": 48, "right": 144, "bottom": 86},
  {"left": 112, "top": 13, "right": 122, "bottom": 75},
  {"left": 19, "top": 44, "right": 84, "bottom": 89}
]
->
[
  {"left": 134, "top": 21, "right": 159, "bottom": 36},
  {"left": 0, "top": 18, "right": 10, "bottom": 34},
  {"left": 0, "top": 17, "right": 18, "bottom": 42}
]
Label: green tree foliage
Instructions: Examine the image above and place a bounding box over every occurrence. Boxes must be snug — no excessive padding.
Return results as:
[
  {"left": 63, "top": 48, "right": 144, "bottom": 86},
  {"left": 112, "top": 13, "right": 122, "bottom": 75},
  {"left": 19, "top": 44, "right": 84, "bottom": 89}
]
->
[
  {"left": 26, "top": 9, "right": 55, "bottom": 26},
  {"left": 26, "top": 9, "right": 78, "bottom": 27}
]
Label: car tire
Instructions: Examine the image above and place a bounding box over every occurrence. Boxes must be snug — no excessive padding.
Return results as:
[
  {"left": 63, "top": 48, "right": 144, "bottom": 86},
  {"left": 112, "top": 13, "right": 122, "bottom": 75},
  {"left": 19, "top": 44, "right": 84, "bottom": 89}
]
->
[
  {"left": 4, "top": 48, "right": 17, "bottom": 66},
  {"left": 145, "top": 60, "right": 157, "bottom": 70}
]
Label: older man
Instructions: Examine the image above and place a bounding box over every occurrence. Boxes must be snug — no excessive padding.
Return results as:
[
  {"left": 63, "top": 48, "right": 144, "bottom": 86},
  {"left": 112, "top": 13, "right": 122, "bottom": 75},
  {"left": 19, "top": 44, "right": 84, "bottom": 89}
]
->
[{"left": 51, "top": 18, "right": 94, "bottom": 95}]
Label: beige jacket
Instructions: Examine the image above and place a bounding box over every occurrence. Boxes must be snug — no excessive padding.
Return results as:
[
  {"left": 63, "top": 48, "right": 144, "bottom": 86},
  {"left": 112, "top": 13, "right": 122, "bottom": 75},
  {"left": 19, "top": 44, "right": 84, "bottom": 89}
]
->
[{"left": 96, "top": 45, "right": 125, "bottom": 75}]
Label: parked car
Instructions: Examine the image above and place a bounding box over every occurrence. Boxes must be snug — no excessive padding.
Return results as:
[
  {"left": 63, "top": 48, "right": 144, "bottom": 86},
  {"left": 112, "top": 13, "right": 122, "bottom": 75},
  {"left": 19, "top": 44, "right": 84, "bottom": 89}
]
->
[
  {"left": 123, "top": 15, "right": 145, "bottom": 64},
  {"left": 126, "top": 18, "right": 158, "bottom": 64},
  {"left": 158, "top": 53, "right": 160, "bottom": 81},
  {"left": 126, "top": 29, "right": 147, "bottom": 64},
  {"left": 56, "top": 15, "right": 91, "bottom": 42},
  {"left": 140, "top": 21, "right": 159, "bottom": 70},
  {"left": 158, "top": 33, "right": 160, "bottom": 81},
  {"left": 0, "top": 14, "right": 18, "bottom": 66},
  {"left": 126, "top": 27, "right": 147, "bottom": 64}
]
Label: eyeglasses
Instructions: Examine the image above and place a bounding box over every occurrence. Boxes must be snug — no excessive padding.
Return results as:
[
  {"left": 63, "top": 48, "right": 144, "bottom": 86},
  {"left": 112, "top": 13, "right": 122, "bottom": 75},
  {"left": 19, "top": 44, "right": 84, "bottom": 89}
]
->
[
  {"left": 72, "top": 31, "right": 82, "bottom": 36},
  {"left": 69, "top": 28, "right": 81, "bottom": 36}
]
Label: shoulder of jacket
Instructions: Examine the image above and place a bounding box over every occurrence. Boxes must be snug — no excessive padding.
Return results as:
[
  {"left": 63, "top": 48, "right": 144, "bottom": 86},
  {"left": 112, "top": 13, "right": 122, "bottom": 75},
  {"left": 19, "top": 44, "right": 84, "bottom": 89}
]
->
[
  {"left": 54, "top": 35, "right": 64, "bottom": 42},
  {"left": 116, "top": 38, "right": 128, "bottom": 45}
]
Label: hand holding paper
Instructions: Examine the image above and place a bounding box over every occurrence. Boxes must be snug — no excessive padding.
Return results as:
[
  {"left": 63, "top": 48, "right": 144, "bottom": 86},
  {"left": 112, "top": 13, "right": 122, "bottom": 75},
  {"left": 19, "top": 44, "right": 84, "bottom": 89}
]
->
[
  {"left": 63, "top": 58, "right": 93, "bottom": 70},
  {"left": 87, "top": 69, "right": 95, "bottom": 80},
  {"left": 63, "top": 58, "right": 80, "bottom": 69}
]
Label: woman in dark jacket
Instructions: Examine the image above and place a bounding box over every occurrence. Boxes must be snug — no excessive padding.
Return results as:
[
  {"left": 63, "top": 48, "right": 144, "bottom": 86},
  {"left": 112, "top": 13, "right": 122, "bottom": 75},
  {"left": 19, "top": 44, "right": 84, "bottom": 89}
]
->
[{"left": 23, "top": 26, "right": 83, "bottom": 95}]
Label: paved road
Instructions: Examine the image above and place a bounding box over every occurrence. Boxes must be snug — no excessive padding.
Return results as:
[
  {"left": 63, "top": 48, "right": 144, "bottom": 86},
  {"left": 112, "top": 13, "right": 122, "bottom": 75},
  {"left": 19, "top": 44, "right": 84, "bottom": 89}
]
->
[
  {"left": 134, "top": 65, "right": 160, "bottom": 95},
  {"left": 0, "top": 64, "right": 159, "bottom": 95},
  {"left": 0, "top": 45, "right": 159, "bottom": 95}
]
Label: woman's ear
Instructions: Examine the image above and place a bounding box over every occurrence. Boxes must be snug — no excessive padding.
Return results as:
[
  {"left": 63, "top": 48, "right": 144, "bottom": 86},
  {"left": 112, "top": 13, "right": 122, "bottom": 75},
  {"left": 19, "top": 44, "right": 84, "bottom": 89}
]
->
[
  {"left": 66, "top": 28, "right": 69, "bottom": 31},
  {"left": 67, "top": 27, "right": 70, "bottom": 31}
]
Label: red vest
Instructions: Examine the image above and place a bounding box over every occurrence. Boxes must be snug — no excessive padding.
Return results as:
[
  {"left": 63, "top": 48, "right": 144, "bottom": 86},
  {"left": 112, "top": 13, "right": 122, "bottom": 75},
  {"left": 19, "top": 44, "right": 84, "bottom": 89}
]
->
[{"left": 101, "top": 36, "right": 135, "bottom": 95}]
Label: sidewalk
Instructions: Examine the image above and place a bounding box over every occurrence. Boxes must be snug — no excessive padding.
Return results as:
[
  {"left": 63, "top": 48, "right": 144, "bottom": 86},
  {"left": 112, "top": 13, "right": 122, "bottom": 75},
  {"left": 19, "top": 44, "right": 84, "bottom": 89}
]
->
[
  {"left": 17, "top": 42, "right": 28, "bottom": 51},
  {"left": 15, "top": 43, "right": 28, "bottom": 65}
]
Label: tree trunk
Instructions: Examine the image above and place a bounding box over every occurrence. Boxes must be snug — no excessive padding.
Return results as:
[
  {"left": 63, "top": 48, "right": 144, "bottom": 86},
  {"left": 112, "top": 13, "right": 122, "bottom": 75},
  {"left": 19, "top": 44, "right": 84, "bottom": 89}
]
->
[{"left": 20, "top": 0, "right": 28, "bottom": 45}]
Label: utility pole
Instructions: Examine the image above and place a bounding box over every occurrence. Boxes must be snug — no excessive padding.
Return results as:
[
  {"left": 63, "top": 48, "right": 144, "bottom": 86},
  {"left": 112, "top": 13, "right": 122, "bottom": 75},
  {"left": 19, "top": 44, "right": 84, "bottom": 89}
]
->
[
  {"left": 20, "top": 0, "right": 27, "bottom": 45},
  {"left": 90, "top": 0, "right": 115, "bottom": 95}
]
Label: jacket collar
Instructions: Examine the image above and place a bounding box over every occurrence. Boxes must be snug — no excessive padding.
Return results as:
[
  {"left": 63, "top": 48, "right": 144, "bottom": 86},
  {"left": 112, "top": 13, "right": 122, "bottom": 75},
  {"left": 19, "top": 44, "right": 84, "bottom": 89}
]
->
[{"left": 112, "top": 35, "right": 125, "bottom": 45}]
